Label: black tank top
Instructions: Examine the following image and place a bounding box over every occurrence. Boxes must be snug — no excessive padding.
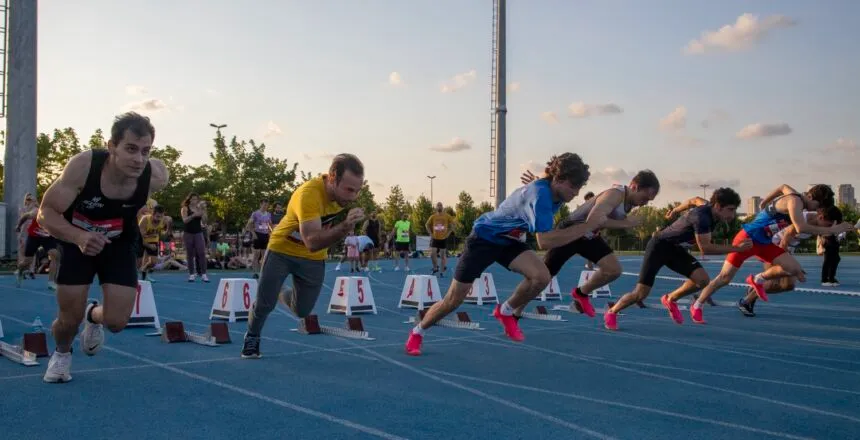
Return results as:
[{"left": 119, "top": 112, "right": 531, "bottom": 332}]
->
[
  {"left": 184, "top": 208, "right": 203, "bottom": 233},
  {"left": 63, "top": 149, "right": 151, "bottom": 243},
  {"left": 366, "top": 219, "right": 379, "bottom": 237}
]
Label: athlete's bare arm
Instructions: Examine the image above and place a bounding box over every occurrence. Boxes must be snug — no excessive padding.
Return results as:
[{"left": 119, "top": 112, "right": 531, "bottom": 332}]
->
[
  {"left": 759, "top": 184, "right": 797, "bottom": 210},
  {"left": 299, "top": 208, "right": 364, "bottom": 252},
  {"left": 785, "top": 196, "right": 851, "bottom": 235},
  {"left": 535, "top": 191, "right": 624, "bottom": 249},
  {"left": 148, "top": 158, "right": 170, "bottom": 194},
  {"left": 695, "top": 231, "right": 748, "bottom": 255},
  {"left": 666, "top": 196, "right": 708, "bottom": 219},
  {"left": 38, "top": 151, "right": 92, "bottom": 245}
]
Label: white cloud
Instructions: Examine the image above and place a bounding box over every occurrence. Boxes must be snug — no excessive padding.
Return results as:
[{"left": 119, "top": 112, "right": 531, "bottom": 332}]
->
[
  {"left": 388, "top": 71, "right": 403, "bottom": 86},
  {"left": 125, "top": 85, "right": 147, "bottom": 96},
  {"left": 507, "top": 82, "right": 520, "bottom": 93},
  {"left": 123, "top": 98, "right": 169, "bottom": 112},
  {"left": 568, "top": 102, "right": 623, "bottom": 118},
  {"left": 683, "top": 13, "right": 797, "bottom": 55},
  {"left": 659, "top": 106, "right": 687, "bottom": 131},
  {"left": 430, "top": 137, "right": 471, "bottom": 152},
  {"left": 736, "top": 123, "right": 792, "bottom": 139},
  {"left": 590, "top": 167, "right": 635, "bottom": 185},
  {"left": 264, "top": 121, "right": 283, "bottom": 138},
  {"left": 440, "top": 69, "right": 477, "bottom": 93},
  {"left": 521, "top": 160, "right": 544, "bottom": 175},
  {"left": 820, "top": 137, "right": 858, "bottom": 154},
  {"left": 540, "top": 111, "right": 559, "bottom": 124}
]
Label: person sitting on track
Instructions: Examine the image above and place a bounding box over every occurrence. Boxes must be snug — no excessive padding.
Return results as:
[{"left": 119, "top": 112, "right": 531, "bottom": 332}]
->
[
  {"left": 737, "top": 205, "right": 843, "bottom": 317},
  {"left": 405, "top": 153, "right": 592, "bottom": 356},
  {"left": 38, "top": 112, "right": 169, "bottom": 383},
  {"left": 604, "top": 188, "right": 750, "bottom": 330},
  {"left": 692, "top": 183, "right": 854, "bottom": 324}
]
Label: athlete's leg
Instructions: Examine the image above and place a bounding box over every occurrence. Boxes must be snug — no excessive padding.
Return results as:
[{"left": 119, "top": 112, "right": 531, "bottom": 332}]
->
[
  {"left": 577, "top": 237, "right": 622, "bottom": 300},
  {"left": 744, "top": 245, "right": 797, "bottom": 300},
  {"left": 606, "top": 240, "right": 663, "bottom": 326},
  {"left": 243, "top": 250, "right": 292, "bottom": 359},
  {"left": 440, "top": 246, "right": 448, "bottom": 271},
  {"left": 278, "top": 256, "right": 325, "bottom": 319},
  {"left": 505, "top": 251, "right": 552, "bottom": 310},
  {"left": 430, "top": 246, "right": 439, "bottom": 271},
  {"left": 47, "top": 248, "right": 60, "bottom": 288}
]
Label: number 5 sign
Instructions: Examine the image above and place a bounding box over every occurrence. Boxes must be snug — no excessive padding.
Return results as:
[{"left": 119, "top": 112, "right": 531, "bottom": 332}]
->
[
  {"left": 210, "top": 278, "right": 259, "bottom": 322},
  {"left": 327, "top": 276, "right": 377, "bottom": 316}
]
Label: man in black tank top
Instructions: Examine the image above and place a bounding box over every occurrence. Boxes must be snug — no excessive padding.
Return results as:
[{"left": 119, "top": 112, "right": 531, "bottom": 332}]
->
[
  {"left": 36, "top": 112, "right": 169, "bottom": 384},
  {"left": 362, "top": 211, "right": 382, "bottom": 271}
]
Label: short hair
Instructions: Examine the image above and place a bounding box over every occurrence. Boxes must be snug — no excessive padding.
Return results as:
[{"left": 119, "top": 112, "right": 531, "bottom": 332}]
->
[
  {"left": 710, "top": 187, "right": 741, "bottom": 208},
  {"left": 544, "top": 153, "right": 590, "bottom": 187},
  {"left": 583, "top": 192, "right": 595, "bottom": 200},
  {"left": 820, "top": 205, "right": 843, "bottom": 223},
  {"left": 110, "top": 112, "right": 155, "bottom": 145},
  {"left": 631, "top": 170, "right": 660, "bottom": 192},
  {"left": 153, "top": 205, "right": 166, "bottom": 214},
  {"left": 806, "top": 184, "right": 835, "bottom": 208},
  {"left": 328, "top": 154, "right": 364, "bottom": 183}
]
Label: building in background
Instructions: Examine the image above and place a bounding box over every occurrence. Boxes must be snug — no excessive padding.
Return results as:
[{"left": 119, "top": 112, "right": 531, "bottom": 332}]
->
[
  {"left": 837, "top": 184, "right": 855, "bottom": 207},
  {"left": 747, "top": 196, "right": 762, "bottom": 216}
]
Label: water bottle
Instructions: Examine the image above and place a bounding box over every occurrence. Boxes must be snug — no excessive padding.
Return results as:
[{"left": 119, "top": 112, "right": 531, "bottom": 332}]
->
[{"left": 32, "top": 316, "right": 44, "bottom": 333}]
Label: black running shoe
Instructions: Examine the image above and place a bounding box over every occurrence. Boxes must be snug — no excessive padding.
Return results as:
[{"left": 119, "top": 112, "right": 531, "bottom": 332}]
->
[
  {"left": 737, "top": 299, "right": 755, "bottom": 317},
  {"left": 241, "top": 333, "right": 261, "bottom": 359}
]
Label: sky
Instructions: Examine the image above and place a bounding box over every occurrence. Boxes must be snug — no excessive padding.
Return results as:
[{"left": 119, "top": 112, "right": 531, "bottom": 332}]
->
[{"left": 14, "top": 0, "right": 860, "bottom": 211}]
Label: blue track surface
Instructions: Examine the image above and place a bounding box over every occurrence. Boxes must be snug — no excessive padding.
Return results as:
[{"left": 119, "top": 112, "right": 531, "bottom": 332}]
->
[{"left": 2, "top": 254, "right": 859, "bottom": 440}]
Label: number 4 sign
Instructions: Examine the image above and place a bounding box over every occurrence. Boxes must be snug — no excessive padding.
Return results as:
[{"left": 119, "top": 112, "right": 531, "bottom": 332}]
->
[{"left": 210, "top": 278, "right": 258, "bottom": 322}]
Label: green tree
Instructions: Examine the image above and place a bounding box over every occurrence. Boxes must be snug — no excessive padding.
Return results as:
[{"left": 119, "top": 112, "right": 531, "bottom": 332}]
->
[
  {"left": 477, "top": 201, "right": 494, "bottom": 215},
  {"left": 88, "top": 128, "right": 106, "bottom": 149},
  {"left": 149, "top": 145, "right": 194, "bottom": 216},
  {"left": 410, "top": 195, "right": 433, "bottom": 235},
  {"left": 455, "top": 191, "right": 478, "bottom": 238},
  {"left": 554, "top": 203, "right": 571, "bottom": 226},
  {"left": 382, "top": 185, "right": 409, "bottom": 229},
  {"left": 36, "top": 128, "right": 85, "bottom": 198}
]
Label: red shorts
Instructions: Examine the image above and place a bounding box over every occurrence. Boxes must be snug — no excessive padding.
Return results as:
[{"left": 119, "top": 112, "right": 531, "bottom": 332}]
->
[{"left": 725, "top": 230, "right": 786, "bottom": 268}]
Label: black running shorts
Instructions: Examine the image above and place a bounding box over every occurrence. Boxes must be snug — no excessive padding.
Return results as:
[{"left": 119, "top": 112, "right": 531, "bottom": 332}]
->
[
  {"left": 543, "top": 235, "right": 614, "bottom": 277},
  {"left": 56, "top": 239, "right": 139, "bottom": 288},
  {"left": 637, "top": 239, "right": 703, "bottom": 287},
  {"left": 454, "top": 234, "right": 530, "bottom": 284}
]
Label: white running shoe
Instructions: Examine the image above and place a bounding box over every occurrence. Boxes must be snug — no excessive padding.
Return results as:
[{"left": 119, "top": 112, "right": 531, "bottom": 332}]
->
[
  {"left": 80, "top": 301, "right": 105, "bottom": 356},
  {"left": 43, "top": 351, "right": 73, "bottom": 383}
]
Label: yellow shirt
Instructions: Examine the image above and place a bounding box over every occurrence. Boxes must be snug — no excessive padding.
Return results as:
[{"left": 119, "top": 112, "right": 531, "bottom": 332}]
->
[
  {"left": 139, "top": 215, "right": 164, "bottom": 244},
  {"left": 426, "top": 213, "right": 455, "bottom": 240},
  {"left": 268, "top": 175, "right": 345, "bottom": 260}
]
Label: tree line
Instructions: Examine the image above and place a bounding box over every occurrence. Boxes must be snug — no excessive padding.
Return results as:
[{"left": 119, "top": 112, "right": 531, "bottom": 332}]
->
[{"left": 1, "top": 126, "right": 857, "bottom": 253}]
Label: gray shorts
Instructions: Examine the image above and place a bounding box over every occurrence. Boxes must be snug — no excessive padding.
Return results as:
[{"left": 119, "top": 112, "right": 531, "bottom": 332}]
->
[{"left": 258, "top": 250, "right": 326, "bottom": 318}]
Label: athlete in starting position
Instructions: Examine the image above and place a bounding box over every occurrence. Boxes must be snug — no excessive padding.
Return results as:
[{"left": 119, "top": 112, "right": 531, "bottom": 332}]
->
[
  {"left": 693, "top": 184, "right": 854, "bottom": 323},
  {"left": 737, "top": 205, "right": 843, "bottom": 317},
  {"left": 604, "top": 188, "right": 750, "bottom": 329},
  {"left": 405, "top": 153, "right": 592, "bottom": 356},
  {"left": 38, "top": 112, "right": 169, "bottom": 383}
]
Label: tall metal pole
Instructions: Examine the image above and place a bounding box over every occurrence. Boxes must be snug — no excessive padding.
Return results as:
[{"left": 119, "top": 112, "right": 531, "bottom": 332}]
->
[
  {"left": 3, "top": 0, "right": 38, "bottom": 257},
  {"left": 699, "top": 183, "right": 709, "bottom": 198},
  {"left": 493, "top": 0, "right": 507, "bottom": 208},
  {"left": 427, "top": 175, "right": 436, "bottom": 204}
]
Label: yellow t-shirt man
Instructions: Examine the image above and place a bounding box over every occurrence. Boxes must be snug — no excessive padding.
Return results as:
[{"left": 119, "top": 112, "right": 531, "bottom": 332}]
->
[
  {"left": 268, "top": 175, "right": 345, "bottom": 260},
  {"left": 426, "top": 212, "right": 455, "bottom": 240},
  {"left": 138, "top": 214, "right": 165, "bottom": 244}
]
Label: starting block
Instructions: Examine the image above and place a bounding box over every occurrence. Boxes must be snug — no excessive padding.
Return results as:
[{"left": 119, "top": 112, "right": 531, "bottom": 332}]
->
[
  {"left": 328, "top": 276, "right": 377, "bottom": 315},
  {"left": 0, "top": 341, "right": 38, "bottom": 366},
  {"left": 128, "top": 281, "right": 160, "bottom": 329},
  {"left": 404, "top": 310, "right": 483, "bottom": 331},
  {"left": 23, "top": 332, "right": 49, "bottom": 357},
  {"left": 534, "top": 277, "right": 563, "bottom": 301},
  {"left": 517, "top": 305, "right": 567, "bottom": 322},
  {"left": 579, "top": 270, "right": 612, "bottom": 298},
  {"left": 210, "top": 278, "right": 258, "bottom": 322},
  {"left": 465, "top": 272, "right": 499, "bottom": 305},
  {"left": 291, "top": 314, "right": 374, "bottom": 340},
  {"left": 147, "top": 321, "right": 219, "bottom": 346},
  {"left": 398, "top": 275, "right": 442, "bottom": 310}
]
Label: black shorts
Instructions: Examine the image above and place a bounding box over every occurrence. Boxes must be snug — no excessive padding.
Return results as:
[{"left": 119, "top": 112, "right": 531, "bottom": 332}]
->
[
  {"left": 638, "top": 239, "right": 703, "bottom": 287},
  {"left": 142, "top": 242, "right": 159, "bottom": 256},
  {"left": 368, "top": 234, "right": 380, "bottom": 248},
  {"left": 543, "top": 235, "right": 614, "bottom": 276},
  {"left": 253, "top": 233, "right": 270, "bottom": 250},
  {"left": 56, "top": 239, "right": 139, "bottom": 288},
  {"left": 394, "top": 242, "right": 410, "bottom": 252},
  {"left": 24, "top": 235, "right": 57, "bottom": 257},
  {"left": 454, "top": 234, "right": 530, "bottom": 283},
  {"left": 430, "top": 238, "right": 447, "bottom": 250},
  {"left": 134, "top": 234, "right": 144, "bottom": 258}
]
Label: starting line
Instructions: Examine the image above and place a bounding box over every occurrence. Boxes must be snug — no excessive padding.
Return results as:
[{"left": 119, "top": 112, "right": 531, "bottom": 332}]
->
[{"left": 621, "top": 272, "right": 860, "bottom": 297}]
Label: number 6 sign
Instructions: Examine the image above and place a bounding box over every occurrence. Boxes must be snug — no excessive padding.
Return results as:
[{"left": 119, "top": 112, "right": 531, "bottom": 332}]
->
[{"left": 210, "top": 278, "right": 259, "bottom": 322}]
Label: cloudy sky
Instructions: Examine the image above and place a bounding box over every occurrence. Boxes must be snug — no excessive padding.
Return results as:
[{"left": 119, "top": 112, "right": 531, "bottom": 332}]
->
[{"left": 15, "top": 0, "right": 860, "bottom": 209}]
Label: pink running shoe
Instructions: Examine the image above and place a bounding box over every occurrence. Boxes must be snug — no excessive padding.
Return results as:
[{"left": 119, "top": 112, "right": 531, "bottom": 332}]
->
[
  {"left": 690, "top": 305, "right": 705, "bottom": 324},
  {"left": 745, "top": 274, "right": 769, "bottom": 302},
  {"left": 571, "top": 287, "right": 596, "bottom": 317},
  {"left": 603, "top": 309, "right": 618, "bottom": 330},
  {"left": 493, "top": 305, "right": 525, "bottom": 342},
  {"left": 405, "top": 331, "right": 423, "bottom": 356},
  {"left": 661, "top": 295, "right": 683, "bottom": 324}
]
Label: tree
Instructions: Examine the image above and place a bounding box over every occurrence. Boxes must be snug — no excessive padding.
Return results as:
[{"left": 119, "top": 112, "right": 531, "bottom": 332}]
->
[
  {"left": 477, "top": 201, "right": 494, "bottom": 215},
  {"left": 455, "top": 191, "right": 478, "bottom": 239},
  {"left": 631, "top": 205, "right": 666, "bottom": 241},
  {"left": 554, "top": 203, "right": 571, "bottom": 226},
  {"left": 410, "top": 195, "right": 433, "bottom": 235},
  {"left": 382, "top": 185, "right": 409, "bottom": 229},
  {"left": 149, "top": 145, "right": 194, "bottom": 216},
  {"left": 36, "top": 128, "right": 85, "bottom": 198}
]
